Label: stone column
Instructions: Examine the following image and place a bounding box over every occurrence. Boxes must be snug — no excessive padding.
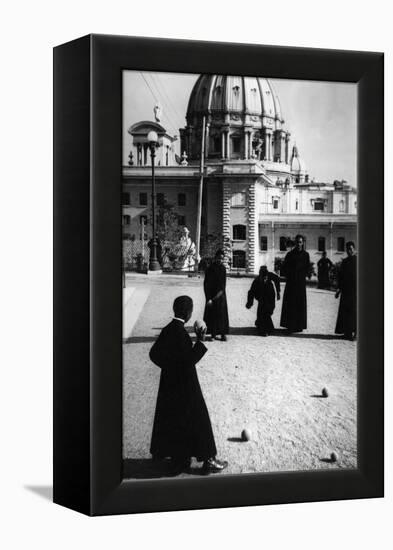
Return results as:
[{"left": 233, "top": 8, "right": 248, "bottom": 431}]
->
[
  {"left": 247, "top": 183, "right": 258, "bottom": 274},
  {"left": 222, "top": 182, "right": 232, "bottom": 267},
  {"left": 221, "top": 131, "right": 225, "bottom": 159},
  {"left": 271, "top": 221, "right": 275, "bottom": 272},
  {"left": 267, "top": 131, "right": 273, "bottom": 161},
  {"left": 285, "top": 133, "right": 290, "bottom": 164}
]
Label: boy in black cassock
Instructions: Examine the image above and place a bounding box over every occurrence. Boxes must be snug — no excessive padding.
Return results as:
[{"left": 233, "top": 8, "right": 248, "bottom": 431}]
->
[
  {"left": 246, "top": 267, "right": 277, "bottom": 336},
  {"left": 149, "top": 295, "right": 228, "bottom": 475},
  {"left": 203, "top": 249, "right": 229, "bottom": 341}
]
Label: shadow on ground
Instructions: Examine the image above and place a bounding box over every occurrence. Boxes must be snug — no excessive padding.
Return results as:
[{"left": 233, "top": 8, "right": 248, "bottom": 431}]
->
[
  {"left": 228, "top": 327, "right": 341, "bottom": 340},
  {"left": 123, "top": 335, "right": 157, "bottom": 344},
  {"left": 24, "top": 485, "right": 52, "bottom": 501}
]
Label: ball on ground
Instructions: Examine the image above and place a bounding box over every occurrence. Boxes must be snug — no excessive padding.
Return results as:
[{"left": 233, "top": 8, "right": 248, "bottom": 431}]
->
[
  {"left": 322, "top": 387, "right": 329, "bottom": 398},
  {"left": 241, "top": 429, "right": 251, "bottom": 442},
  {"left": 194, "top": 319, "right": 206, "bottom": 332},
  {"left": 330, "top": 451, "right": 338, "bottom": 462}
]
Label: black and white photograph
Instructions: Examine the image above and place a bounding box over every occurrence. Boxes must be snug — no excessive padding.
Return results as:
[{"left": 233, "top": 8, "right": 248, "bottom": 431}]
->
[{"left": 122, "top": 70, "right": 358, "bottom": 478}]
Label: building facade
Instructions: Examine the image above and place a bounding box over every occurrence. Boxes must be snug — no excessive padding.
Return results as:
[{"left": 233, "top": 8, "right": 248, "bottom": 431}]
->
[{"left": 122, "top": 75, "right": 357, "bottom": 273}]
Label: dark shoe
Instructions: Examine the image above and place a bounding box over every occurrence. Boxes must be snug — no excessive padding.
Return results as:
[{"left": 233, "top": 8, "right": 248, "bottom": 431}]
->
[
  {"left": 168, "top": 457, "right": 191, "bottom": 476},
  {"left": 221, "top": 334, "right": 227, "bottom": 342},
  {"left": 202, "top": 457, "right": 228, "bottom": 475}
]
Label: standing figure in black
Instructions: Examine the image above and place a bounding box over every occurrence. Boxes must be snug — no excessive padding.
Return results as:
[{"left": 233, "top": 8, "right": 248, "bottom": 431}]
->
[
  {"left": 149, "top": 295, "right": 228, "bottom": 475},
  {"left": 246, "top": 266, "right": 277, "bottom": 336},
  {"left": 203, "top": 249, "right": 229, "bottom": 341},
  {"left": 317, "top": 251, "right": 333, "bottom": 289},
  {"left": 335, "top": 241, "right": 357, "bottom": 340},
  {"left": 280, "top": 234, "right": 311, "bottom": 333}
]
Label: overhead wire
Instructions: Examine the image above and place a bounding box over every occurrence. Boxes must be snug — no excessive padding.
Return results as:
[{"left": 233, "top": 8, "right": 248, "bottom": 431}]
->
[{"left": 143, "top": 72, "right": 180, "bottom": 136}]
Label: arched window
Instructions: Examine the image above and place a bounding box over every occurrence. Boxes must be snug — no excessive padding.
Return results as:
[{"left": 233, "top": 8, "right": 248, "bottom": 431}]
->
[
  {"left": 339, "top": 199, "right": 345, "bottom": 212},
  {"left": 232, "top": 250, "right": 246, "bottom": 268},
  {"left": 233, "top": 224, "right": 246, "bottom": 241}
]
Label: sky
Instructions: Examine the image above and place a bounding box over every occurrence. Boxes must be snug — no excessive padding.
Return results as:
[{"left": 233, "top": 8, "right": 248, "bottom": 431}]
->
[{"left": 123, "top": 70, "right": 357, "bottom": 186}]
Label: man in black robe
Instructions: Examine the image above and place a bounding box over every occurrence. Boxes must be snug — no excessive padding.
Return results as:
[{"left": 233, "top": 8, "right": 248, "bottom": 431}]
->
[
  {"left": 335, "top": 241, "right": 357, "bottom": 340},
  {"left": 246, "top": 267, "right": 277, "bottom": 336},
  {"left": 317, "top": 251, "right": 333, "bottom": 289},
  {"left": 203, "top": 249, "right": 229, "bottom": 341},
  {"left": 149, "top": 295, "right": 228, "bottom": 475},
  {"left": 280, "top": 234, "right": 311, "bottom": 333}
]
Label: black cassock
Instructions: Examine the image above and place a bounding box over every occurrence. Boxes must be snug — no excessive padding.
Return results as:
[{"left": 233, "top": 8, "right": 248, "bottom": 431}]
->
[
  {"left": 335, "top": 255, "right": 357, "bottom": 336},
  {"left": 203, "top": 263, "right": 229, "bottom": 336},
  {"left": 246, "top": 277, "right": 276, "bottom": 334},
  {"left": 317, "top": 257, "right": 333, "bottom": 289},
  {"left": 280, "top": 248, "right": 310, "bottom": 331},
  {"left": 149, "top": 319, "right": 217, "bottom": 460}
]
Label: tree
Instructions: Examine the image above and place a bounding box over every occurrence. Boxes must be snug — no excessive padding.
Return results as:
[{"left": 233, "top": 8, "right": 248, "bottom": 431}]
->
[
  {"left": 149, "top": 201, "right": 183, "bottom": 242},
  {"left": 200, "top": 233, "right": 232, "bottom": 270}
]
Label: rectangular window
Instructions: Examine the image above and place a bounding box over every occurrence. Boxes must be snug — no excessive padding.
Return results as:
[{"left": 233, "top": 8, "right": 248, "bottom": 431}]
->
[
  {"left": 157, "top": 193, "right": 165, "bottom": 206},
  {"left": 122, "top": 192, "right": 130, "bottom": 205},
  {"left": 232, "top": 250, "right": 246, "bottom": 268},
  {"left": 273, "top": 199, "right": 279, "bottom": 209},
  {"left": 318, "top": 236, "right": 326, "bottom": 252},
  {"left": 178, "top": 193, "right": 186, "bottom": 206},
  {"left": 123, "top": 215, "right": 131, "bottom": 226},
  {"left": 337, "top": 237, "right": 345, "bottom": 252},
  {"left": 279, "top": 236, "right": 287, "bottom": 251},
  {"left": 139, "top": 215, "right": 147, "bottom": 226},
  {"left": 314, "top": 201, "right": 324, "bottom": 211},
  {"left": 139, "top": 192, "right": 147, "bottom": 206},
  {"left": 178, "top": 215, "right": 186, "bottom": 226},
  {"left": 260, "top": 236, "right": 268, "bottom": 251},
  {"left": 233, "top": 224, "right": 246, "bottom": 241}
]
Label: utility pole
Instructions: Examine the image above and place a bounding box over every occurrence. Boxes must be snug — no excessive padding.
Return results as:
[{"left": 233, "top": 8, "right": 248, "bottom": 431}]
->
[{"left": 195, "top": 115, "right": 206, "bottom": 270}]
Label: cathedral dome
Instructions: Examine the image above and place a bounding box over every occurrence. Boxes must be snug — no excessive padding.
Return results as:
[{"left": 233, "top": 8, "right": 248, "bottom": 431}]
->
[
  {"left": 181, "top": 74, "right": 290, "bottom": 163},
  {"left": 186, "top": 75, "right": 284, "bottom": 126}
]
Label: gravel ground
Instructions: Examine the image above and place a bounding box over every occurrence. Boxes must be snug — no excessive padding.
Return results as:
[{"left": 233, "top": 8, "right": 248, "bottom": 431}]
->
[{"left": 123, "top": 273, "right": 357, "bottom": 478}]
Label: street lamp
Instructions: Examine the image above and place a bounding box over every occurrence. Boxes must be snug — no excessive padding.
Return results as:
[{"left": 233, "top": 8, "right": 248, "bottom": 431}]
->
[{"left": 147, "top": 130, "right": 162, "bottom": 272}]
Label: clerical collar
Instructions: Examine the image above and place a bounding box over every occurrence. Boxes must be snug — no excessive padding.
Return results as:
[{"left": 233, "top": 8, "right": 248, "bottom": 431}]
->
[{"left": 173, "top": 317, "right": 185, "bottom": 323}]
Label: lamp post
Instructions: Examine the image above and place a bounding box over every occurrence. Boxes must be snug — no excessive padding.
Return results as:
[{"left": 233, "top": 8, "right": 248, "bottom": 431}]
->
[{"left": 147, "top": 130, "right": 162, "bottom": 273}]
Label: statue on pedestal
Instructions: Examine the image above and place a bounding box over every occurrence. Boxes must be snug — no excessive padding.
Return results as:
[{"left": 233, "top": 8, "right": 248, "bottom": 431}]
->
[{"left": 173, "top": 227, "right": 197, "bottom": 271}]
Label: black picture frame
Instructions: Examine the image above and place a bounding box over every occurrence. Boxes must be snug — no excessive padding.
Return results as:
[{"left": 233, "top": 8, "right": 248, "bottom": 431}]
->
[{"left": 53, "top": 34, "right": 384, "bottom": 516}]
